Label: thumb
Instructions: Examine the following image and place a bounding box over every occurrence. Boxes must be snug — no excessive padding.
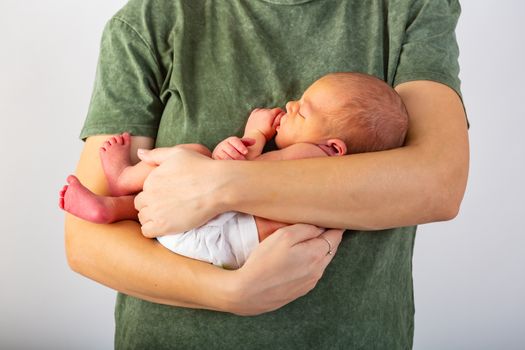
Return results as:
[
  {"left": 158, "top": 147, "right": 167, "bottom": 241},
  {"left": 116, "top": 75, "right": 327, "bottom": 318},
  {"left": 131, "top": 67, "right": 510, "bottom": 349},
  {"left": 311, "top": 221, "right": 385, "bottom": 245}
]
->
[
  {"left": 241, "top": 138, "right": 256, "bottom": 146},
  {"left": 274, "top": 223, "right": 326, "bottom": 245},
  {"left": 137, "top": 147, "right": 180, "bottom": 165}
]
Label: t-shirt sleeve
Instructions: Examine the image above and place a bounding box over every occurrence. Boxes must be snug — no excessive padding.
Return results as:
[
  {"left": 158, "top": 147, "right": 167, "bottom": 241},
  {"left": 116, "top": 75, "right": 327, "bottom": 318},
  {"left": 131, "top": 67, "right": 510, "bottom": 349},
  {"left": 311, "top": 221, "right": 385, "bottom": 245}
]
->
[
  {"left": 80, "top": 17, "right": 164, "bottom": 140},
  {"left": 393, "top": 0, "right": 462, "bottom": 98}
]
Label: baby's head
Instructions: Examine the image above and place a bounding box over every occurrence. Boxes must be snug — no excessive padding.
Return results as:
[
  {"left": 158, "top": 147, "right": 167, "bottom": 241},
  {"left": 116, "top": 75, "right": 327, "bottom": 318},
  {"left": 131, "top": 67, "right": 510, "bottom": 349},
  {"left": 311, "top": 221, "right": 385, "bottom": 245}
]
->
[{"left": 275, "top": 72, "right": 408, "bottom": 155}]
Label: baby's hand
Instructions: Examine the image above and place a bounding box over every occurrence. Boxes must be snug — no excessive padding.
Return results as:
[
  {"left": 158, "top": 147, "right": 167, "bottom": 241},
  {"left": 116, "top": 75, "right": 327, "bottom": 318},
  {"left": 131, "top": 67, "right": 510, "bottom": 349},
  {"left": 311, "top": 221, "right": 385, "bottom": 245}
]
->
[
  {"left": 245, "top": 108, "right": 285, "bottom": 140},
  {"left": 212, "top": 137, "right": 256, "bottom": 160}
]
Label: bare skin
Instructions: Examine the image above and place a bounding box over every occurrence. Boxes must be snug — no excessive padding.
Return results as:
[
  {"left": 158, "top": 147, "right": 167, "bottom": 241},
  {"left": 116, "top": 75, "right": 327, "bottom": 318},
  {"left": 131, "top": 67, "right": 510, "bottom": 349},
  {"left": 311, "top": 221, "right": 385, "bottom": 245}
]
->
[
  {"left": 64, "top": 81, "right": 468, "bottom": 315},
  {"left": 59, "top": 175, "right": 137, "bottom": 224},
  {"left": 60, "top": 128, "right": 326, "bottom": 240},
  {"left": 62, "top": 74, "right": 374, "bottom": 241},
  {"left": 98, "top": 132, "right": 153, "bottom": 196},
  {"left": 135, "top": 81, "right": 469, "bottom": 236},
  {"left": 64, "top": 131, "right": 344, "bottom": 315},
  {"left": 59, "top": 132, "right": 214, "bottom": 225}
]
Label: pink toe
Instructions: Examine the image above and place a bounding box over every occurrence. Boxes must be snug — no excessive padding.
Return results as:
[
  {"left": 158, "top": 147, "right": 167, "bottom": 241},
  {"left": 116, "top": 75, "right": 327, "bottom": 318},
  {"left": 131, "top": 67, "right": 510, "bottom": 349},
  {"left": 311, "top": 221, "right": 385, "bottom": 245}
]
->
[{"left": 66, "top": 175, "right": 79, "bottom": 184}]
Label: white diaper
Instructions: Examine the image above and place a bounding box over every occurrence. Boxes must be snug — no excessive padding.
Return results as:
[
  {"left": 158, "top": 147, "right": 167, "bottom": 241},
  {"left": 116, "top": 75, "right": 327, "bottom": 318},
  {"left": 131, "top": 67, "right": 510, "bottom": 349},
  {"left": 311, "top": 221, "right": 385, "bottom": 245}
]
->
[{"left": 156, "top": 211, "right": 259, "bottom": 269}]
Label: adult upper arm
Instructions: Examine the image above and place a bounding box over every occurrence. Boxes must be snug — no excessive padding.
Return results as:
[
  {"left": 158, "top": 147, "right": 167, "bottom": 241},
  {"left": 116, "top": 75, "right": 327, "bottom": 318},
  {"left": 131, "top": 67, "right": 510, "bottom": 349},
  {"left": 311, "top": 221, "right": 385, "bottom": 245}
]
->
[
  {"left": 64, "top": 135, "right": 233, "bottom": 310},
  {"left": 65, "top": 134, "right": 153, "bottom": 271},
  {"left": 395, "top": 80, "right": 469, "bottom": 219},
  {"left": 74, "top": 135, "right": 154, "bottom": 194}
]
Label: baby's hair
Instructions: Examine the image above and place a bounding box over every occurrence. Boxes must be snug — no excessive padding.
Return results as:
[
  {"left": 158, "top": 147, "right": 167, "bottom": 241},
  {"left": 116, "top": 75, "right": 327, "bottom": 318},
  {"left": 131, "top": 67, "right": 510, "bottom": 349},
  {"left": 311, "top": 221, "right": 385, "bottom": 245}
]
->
[{"left": 323, "top": 72, "right": 408, "bottom": 154}]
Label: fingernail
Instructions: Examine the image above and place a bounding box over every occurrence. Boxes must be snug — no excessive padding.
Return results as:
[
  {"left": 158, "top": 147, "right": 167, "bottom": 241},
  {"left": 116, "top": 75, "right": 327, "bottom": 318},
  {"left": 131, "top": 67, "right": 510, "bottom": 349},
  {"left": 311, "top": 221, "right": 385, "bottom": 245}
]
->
[{"left": 137, "top": 149, "right": 145, "bottom": 156}]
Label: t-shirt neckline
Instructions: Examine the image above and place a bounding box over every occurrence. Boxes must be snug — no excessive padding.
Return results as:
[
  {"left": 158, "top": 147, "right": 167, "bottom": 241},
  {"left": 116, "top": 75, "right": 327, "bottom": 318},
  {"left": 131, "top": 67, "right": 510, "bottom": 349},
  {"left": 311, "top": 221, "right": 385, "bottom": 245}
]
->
[{"left": 258, "top": 0, "right": 315, "bottom": 5}]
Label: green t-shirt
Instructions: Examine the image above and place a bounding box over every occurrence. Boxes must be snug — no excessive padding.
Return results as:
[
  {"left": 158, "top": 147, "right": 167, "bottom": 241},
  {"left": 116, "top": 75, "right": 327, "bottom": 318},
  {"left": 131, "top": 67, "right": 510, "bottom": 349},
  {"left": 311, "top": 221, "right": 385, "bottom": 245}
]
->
[{"left": 81, "top": 0, "right": 462, "bottom": 349}]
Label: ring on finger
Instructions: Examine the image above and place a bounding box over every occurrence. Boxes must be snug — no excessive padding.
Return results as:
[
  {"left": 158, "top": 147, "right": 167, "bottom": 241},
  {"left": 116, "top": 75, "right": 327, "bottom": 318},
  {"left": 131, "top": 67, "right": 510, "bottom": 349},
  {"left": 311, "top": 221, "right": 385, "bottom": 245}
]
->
[{"left": 320, "top": 236, "right": 333, "bottom": 256}]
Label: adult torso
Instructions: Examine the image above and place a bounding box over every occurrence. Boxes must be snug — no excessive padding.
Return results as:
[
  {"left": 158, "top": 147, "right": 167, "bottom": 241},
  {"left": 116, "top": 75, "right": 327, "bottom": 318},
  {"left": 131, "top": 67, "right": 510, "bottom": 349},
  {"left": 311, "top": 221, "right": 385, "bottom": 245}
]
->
[{"left": 112, "top": 1, "right": 418, "bottom": 348}]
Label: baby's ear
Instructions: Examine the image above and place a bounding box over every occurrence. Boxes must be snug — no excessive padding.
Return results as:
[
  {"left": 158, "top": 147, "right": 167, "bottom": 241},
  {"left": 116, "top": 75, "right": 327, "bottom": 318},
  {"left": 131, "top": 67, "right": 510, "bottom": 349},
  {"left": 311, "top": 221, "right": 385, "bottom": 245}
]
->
[{"left": 326, "top": 139, "right": 347, "bottom": 156}]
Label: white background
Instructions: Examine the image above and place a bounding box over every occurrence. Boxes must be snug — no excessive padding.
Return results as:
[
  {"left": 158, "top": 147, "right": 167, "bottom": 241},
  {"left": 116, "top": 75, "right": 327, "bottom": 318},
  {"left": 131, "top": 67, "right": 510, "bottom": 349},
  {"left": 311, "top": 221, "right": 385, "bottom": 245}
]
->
[{"left": 1, "top": 1, "right": 524, "bottom": 349}]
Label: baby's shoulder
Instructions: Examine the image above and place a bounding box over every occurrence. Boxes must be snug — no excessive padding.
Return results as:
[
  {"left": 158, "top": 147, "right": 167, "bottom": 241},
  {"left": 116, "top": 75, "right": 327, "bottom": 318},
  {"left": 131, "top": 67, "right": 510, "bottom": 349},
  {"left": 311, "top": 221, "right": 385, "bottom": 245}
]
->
[{"left": 279, "top": 143, "right": 328, "bottom": 160}]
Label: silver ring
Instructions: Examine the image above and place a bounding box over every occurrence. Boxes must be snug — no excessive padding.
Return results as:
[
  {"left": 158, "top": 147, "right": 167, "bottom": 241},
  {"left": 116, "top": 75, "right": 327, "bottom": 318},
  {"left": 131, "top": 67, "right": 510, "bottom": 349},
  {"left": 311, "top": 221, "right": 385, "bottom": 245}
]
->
[{"left": 320, "top": 237, "right": 333, "bottom": 256}]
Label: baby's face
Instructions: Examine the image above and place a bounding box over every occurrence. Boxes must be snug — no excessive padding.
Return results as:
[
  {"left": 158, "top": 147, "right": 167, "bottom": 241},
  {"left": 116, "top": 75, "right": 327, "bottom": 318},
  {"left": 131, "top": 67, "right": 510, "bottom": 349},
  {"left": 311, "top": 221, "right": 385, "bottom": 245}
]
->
[{"left": 275, "top": 77, "right": 345, "bottom": 149}]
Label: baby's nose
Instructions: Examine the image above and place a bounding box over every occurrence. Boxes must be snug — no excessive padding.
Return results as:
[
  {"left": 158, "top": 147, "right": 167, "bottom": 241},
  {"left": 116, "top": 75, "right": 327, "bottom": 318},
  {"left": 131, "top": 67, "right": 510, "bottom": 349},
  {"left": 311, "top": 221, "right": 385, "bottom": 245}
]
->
[{"left": 286, "top": 101, "right": 298, "bottom": 114}]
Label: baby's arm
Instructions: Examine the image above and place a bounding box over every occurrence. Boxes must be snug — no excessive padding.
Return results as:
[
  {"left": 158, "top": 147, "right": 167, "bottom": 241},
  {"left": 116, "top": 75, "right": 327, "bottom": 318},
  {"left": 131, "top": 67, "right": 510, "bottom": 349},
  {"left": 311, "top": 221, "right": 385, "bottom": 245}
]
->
[
  {"left": 243, "top": 108, "right": 283, "bottom": 159},
  {"left": 213, "top": 108, "right": 284, "bottom": 160},
  {"left": 255, "top": 142, "right": 328, "bottom": 161}
]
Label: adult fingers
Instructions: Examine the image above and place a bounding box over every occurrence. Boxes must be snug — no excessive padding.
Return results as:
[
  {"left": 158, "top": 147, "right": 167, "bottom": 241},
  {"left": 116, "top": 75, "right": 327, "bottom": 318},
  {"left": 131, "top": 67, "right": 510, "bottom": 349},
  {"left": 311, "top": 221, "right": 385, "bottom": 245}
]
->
[
  {"left": 136, "top": 204, "right": 163, "bottom": 238},
  {"left": 275, "top": 223, "right": 326, "bottom": 246},
  {"left": 135, "top": 203, "right": 152, "bottom": 225},
  {"left": 319, "top": 228, "right": 345, "bottom": 257},
  {"left": 134, "top": 191, "right": 145, "bottom": 211},
  {"left": 315, "top": 229, "right": 345, "bottom": 274},
  {"left": 140, "top": 219, "right": 157, "bottom": 238},
  {"left": 293, "top": 228, "right": 345, "bottom": 268},
  {"left": 137, "top": 147, "right": 180, "bottom": 165}
]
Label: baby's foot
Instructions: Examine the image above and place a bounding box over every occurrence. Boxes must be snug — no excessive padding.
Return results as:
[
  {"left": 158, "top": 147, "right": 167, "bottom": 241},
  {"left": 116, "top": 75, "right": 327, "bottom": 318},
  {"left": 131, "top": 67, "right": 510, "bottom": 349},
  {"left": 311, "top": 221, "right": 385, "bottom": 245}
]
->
[
  {"left": 99, "top": 132, "right": 132, "bottom": 196},
  {"left": 59, "top": 175, "right": 114, "bottom": 224}
]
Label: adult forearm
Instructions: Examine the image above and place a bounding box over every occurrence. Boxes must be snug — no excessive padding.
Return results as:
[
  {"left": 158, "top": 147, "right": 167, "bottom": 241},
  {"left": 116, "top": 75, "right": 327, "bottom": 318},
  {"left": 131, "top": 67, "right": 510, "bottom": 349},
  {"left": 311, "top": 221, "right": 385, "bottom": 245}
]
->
[
  {"left": 65, "top": 213, "right": 346, "bottom": 316},
  {"left": 70, "top": 132, "right": 347, "bottom": 316},
  {"left": 65, "top": 134, "right": 235, "bottom": 311},
  {"left": 224, "top": 81, "right": 469, "bottom": 230},
  {"left": 65, "top": 214, "right": 234, "bottom": 310},
  {"left": 225, "top": 144, "right": 464, "bottom": 230}
]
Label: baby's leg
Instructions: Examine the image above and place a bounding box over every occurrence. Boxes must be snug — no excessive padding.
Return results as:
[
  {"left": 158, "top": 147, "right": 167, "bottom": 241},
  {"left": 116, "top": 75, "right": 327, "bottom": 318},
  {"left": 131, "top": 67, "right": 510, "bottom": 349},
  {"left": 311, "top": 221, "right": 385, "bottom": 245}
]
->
[
  {"left": 59, "top": 175, "right": 137, "bottom": 224},
  {"left": 254, "top": 216, "right": 289, "bottom": 242},
  {"left": 100, "top": 134, "right": 212, "bottom": 196},
  {"left": 99, "top": 133, "right": 155, "bottom": 196}
]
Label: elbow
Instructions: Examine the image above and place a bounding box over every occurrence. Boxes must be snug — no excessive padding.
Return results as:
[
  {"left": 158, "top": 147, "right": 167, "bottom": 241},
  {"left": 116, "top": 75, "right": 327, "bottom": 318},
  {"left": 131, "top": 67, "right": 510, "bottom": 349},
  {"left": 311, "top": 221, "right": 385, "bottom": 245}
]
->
[
  {"left": 436, "top": 196, "right": 462, "bottom": 221},
  {"left": 65, "top": 233, "right": 81, "bottom": 274},
  {"left": 430, "top": 168, "right": 468, "bottom": 222},
  {"left": 64, "top": 216, "right": 85, "bottom": 274},
  {"left": 417, "top": 186, "right": 463, "bottom": 224}
]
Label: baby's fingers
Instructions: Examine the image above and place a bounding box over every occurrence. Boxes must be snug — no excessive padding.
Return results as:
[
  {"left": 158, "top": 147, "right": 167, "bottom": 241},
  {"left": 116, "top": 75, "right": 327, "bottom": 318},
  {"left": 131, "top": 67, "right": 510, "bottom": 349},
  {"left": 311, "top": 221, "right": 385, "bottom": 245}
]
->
[
  {"left": 228, "top": 137, "right": 250, "bottom": 156},
  {"left": 241, "top": 138, "right": 256, "bottom": 147},
  {"left": 273, "top": 110, "right": 285, "bottom": 128},
  {"left": 222, "top": 143, "right": 247, "bottom": 160}
]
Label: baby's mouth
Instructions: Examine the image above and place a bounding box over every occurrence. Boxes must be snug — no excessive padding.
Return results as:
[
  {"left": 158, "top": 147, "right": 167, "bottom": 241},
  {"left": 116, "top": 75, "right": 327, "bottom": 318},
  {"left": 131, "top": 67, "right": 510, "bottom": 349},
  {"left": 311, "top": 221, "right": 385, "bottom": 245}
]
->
[
  {"left": 273, "top": 113, "right": 286, "bottom": 132},
  {"left": 275, "top": 114, "right": 286, "bottom": 129}
]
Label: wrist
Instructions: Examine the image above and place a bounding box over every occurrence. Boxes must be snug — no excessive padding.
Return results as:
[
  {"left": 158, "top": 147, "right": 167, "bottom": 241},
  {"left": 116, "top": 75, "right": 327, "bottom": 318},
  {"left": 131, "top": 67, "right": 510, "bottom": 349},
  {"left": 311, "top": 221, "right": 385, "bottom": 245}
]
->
[
  {"left": 244, "top": 129, "right": 269, "bottom": 142},
  {"left": 198, "top": 265, "right": 242, "bottom": 313},
  {"left": 214, "top": 267, "right": 264, "bottom": 316},
  {"left": 211, "top": 159, "right": 244, "bottom": 213},
  {"left": 215, "top": 269, "right": 248, "bottom": 314}
]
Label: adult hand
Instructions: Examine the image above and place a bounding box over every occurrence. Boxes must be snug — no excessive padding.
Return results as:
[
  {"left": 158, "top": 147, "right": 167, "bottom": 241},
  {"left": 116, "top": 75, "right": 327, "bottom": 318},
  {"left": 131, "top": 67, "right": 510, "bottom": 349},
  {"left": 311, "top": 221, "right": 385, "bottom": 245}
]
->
[
  {"left": 135, "top": 147, "right": 228, "bottom": 237},
  {"left": 226, "top": 224, "right": 345, "bottom": 316}
]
